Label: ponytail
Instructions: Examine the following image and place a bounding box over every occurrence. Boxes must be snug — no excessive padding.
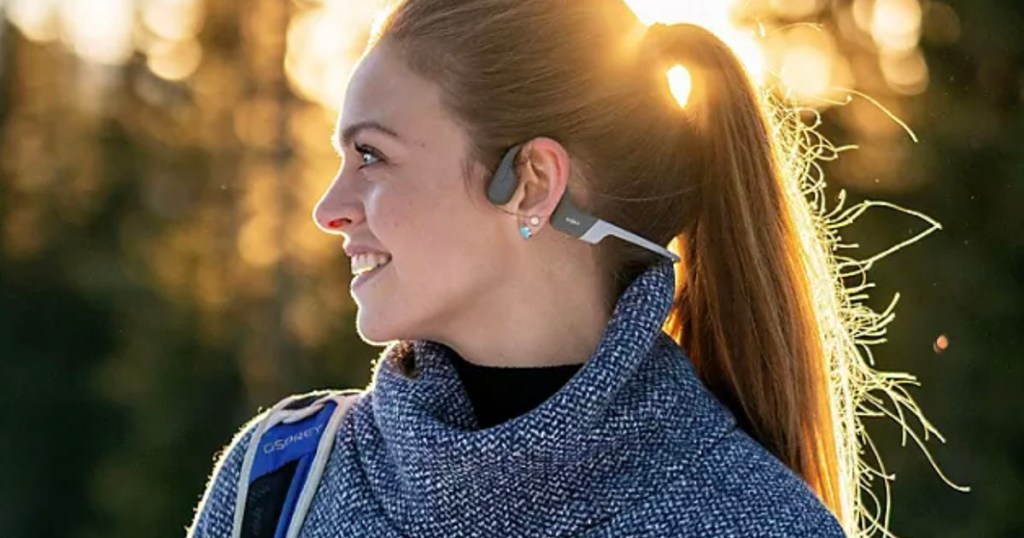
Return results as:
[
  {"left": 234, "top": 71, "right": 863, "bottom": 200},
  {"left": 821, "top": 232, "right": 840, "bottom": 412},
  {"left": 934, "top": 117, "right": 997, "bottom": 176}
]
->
[{"left": 647, "top": 23, "right": 845, "bottom": 523}]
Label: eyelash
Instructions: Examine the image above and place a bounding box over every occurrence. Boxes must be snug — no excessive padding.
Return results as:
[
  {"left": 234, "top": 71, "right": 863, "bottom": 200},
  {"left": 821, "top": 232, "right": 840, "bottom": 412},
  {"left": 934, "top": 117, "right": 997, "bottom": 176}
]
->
[{"left": 354, "top": 143, "right": 385, "bottom": 169}]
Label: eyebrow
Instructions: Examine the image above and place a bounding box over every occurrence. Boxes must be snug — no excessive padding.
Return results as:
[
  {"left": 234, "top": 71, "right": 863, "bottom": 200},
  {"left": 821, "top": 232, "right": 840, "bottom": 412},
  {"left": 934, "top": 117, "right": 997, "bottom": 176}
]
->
[{"left": 333, "top": 121, "right": 402, "bottom": 153}]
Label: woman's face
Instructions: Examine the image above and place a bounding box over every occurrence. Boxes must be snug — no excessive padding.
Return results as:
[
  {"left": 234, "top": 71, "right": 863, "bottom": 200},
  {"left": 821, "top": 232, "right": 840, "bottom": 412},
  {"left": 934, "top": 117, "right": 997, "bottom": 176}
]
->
[{"left": 312, "top": 44, "right": 514, "bottom": 344}]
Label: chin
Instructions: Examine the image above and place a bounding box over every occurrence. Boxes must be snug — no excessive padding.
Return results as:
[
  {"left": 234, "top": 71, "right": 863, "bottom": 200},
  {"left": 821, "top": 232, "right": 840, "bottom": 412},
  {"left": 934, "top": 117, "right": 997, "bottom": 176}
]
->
[
  {"left": 355, "top": 307, "right": 416, "bottom": 346},
  {"left": 355, "top": 316, "right": 394, "bottom": 346}
]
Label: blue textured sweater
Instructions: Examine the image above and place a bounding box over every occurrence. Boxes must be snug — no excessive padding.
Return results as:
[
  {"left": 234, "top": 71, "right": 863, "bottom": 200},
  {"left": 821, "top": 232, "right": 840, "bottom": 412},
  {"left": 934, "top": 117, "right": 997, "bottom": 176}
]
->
[{"left": 187, "top": 259, "right": 846, "bottom": 537}]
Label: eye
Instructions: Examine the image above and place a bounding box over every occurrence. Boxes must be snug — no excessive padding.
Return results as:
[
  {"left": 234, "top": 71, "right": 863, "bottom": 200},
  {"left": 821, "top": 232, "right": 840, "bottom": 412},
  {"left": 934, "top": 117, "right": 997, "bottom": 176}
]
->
[{"left": 355, "top": 143, "right": 385, "bottom": 169}]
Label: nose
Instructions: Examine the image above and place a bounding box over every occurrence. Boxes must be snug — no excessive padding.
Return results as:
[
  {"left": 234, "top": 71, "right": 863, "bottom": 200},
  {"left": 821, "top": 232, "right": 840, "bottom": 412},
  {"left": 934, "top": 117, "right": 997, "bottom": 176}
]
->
[
  {"left": 314, "top": 214, "right": 350, "bottom": 234},
  {"left": 312, "top": 170, "right": 364, "bottom": 236}
]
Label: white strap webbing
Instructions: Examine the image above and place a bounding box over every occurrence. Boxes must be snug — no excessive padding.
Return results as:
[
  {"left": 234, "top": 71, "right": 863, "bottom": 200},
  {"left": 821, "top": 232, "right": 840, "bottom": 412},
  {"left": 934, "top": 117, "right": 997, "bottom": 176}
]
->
[{"left": 231, "top": 390, "right": 361, "bottom": 538}]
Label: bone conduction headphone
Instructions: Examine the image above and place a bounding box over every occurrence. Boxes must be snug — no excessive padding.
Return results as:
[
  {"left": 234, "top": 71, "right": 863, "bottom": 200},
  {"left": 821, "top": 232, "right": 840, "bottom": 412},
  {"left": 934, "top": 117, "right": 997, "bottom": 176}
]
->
[{"left": 486, "top": 143, "right": 682, "bottom": 264}]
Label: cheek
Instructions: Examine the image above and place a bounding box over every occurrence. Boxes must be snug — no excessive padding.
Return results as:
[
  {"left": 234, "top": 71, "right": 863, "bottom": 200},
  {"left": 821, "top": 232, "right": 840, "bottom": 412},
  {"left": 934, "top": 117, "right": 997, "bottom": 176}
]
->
[
  {"left": 366, "top": 166, "right": 500, "bottom": 266},
  {"left": 367, "top": 185, "right": 450, "bottom": 257}
]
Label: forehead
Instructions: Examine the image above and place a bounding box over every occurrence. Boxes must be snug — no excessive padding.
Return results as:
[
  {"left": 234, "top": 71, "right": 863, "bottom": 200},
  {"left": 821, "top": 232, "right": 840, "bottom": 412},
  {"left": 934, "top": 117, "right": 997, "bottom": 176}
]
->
[{"left": 339, "top": 44, "right": 446, "bottom": 142}]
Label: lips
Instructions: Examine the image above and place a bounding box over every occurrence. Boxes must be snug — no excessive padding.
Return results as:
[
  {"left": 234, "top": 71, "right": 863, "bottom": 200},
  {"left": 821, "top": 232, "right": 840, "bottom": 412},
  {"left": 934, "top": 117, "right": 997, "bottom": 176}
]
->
[
  {"left": 344, "top": 244, "right": 391, "bottom": 258},
  {"left": 351, "top": 252, "right": 392, "bottom": 276},
  {"left": 351, "top": 257, "right": 389, "bottom": 291}
]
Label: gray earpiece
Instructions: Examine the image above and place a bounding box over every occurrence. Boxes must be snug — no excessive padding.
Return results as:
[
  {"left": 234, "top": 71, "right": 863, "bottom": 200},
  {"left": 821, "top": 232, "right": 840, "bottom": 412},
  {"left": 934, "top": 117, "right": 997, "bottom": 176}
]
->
[{"left": 486, "top": 143, "right": 681, "bottom": 263}]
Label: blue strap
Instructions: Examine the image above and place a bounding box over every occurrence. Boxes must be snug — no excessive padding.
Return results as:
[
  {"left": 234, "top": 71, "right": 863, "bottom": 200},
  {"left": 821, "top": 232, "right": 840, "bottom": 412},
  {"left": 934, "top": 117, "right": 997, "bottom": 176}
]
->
[{"left": 241, "top": 401, "right": 337, "bottom": 538}]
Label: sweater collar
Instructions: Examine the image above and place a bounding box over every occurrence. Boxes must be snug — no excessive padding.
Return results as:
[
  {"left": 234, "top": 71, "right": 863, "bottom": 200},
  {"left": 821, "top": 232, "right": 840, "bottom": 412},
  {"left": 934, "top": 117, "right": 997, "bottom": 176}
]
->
[{"left": 366, "top": 259, "right": 712, "bottom": 520}]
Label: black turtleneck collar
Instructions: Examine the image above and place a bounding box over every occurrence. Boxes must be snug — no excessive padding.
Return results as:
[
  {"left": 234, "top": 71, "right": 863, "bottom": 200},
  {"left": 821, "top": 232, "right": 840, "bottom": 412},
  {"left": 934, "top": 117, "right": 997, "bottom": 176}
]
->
[{"left": 449, "top": 354, "right": 584, "bottom": 429}]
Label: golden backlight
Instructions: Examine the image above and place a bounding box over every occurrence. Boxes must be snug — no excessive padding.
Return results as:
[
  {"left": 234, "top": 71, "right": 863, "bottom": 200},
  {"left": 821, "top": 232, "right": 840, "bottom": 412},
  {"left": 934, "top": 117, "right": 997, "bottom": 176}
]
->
[
  {"left": 1, "top": 0, "right": 939, "bottom": 104},
  {"left": 666, "top": 65, "right": 693, "bottom": 108},
  {"left": 624, "top": 0, "right": 766, "bottom": 83}
]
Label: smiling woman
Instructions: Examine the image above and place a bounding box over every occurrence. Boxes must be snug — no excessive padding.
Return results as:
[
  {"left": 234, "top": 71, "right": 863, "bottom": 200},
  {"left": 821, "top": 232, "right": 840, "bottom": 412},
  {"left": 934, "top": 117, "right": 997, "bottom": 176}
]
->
[{"left": 183, "top": 0, "right": 936, "bottom": 537}]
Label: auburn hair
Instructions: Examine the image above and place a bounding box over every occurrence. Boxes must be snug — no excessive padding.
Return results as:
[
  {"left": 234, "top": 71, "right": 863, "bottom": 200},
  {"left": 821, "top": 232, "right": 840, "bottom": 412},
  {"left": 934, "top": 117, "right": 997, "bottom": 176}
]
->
[{"left": 368, "top": 0, "right": 845, "bottom": 526}]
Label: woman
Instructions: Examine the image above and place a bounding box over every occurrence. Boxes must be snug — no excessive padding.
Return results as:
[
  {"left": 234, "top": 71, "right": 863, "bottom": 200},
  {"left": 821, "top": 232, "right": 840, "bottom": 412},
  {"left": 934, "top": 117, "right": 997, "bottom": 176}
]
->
[{"left": 188, "top": 0, "right": 852, "bottom": 535}]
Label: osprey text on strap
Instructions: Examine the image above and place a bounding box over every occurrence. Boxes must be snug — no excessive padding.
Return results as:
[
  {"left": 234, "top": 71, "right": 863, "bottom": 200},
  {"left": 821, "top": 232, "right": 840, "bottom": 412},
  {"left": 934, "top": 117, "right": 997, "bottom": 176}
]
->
[{"left": 231, "top": 390, "right": 361, "bottom": 538}]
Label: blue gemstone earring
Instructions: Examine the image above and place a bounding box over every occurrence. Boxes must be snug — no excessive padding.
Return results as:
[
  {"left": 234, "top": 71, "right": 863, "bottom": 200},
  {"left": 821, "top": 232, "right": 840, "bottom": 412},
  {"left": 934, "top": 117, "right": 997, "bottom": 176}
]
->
[{"left": 520, "top": 215, "right": 541, "bottom": 239}]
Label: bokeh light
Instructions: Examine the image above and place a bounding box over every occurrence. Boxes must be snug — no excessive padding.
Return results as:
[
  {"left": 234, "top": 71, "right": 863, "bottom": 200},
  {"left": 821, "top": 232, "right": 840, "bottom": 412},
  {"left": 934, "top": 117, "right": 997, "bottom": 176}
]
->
[
  {"left": 146, "top": 38, "right": 203, "bottom": 81},
  {"left": 4, "top": 0, "right": 60, "bottom": 42},
  {"left": 59, "top": 0, "right": 135, "bottom": 65},
  {"left": 1, "top": 0, "right": 939, "bottom": 110},
  {"left": 141, "top": 0, "right": 203, "bottom": 41},
  {"left": 285, "top": 0, "right": 383, "bottom": 111},
  {"left": 871, "top": 0, "right": 923, "bottom": 52}
]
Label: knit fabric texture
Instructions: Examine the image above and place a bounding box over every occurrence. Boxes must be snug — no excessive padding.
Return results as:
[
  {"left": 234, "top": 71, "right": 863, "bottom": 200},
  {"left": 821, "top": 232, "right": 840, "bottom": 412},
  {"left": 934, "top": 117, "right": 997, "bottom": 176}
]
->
[{"left": 187, "top": 259, "right": 847, "bottom": 537}]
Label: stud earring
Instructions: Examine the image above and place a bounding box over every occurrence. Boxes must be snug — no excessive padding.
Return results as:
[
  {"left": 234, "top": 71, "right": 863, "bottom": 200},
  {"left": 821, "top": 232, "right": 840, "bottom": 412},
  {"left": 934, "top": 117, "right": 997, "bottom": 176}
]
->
[{"left": 519, "top": 215, "right": 541, "bottom": 239}]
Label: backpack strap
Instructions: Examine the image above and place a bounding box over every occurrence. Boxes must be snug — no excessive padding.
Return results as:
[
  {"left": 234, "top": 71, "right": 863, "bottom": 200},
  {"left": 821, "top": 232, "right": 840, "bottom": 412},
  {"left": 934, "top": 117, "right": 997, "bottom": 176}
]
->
[{"left": 231, "top": 390, "right": 361, "bottom": 538}]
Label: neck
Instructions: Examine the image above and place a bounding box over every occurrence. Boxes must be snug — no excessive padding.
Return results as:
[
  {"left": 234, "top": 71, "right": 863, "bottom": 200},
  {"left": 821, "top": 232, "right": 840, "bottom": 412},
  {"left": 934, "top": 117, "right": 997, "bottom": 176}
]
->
[
  {"left": 366, "top": 259, "right": 702, "bottom": 533},
  {"left": 433, "top": 256, "right": 611, "bottom": 368}
]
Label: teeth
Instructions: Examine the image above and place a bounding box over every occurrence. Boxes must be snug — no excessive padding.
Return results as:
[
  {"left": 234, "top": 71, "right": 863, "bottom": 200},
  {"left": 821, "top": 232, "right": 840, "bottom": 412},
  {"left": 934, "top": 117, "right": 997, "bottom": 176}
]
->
[{"left": 351, "top": 253, "right": 392, "bottom": 276}]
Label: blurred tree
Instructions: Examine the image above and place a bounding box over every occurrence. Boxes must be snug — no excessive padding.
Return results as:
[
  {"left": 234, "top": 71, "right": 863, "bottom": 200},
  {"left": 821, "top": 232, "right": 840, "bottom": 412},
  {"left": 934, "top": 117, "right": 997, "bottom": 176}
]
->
[
  {"left": 0, "top": 0, "right": 374, "bottom": 535},
  {"left": 835, "top": 1, "right": 1024, "bottom": 535},
  {"left": 0, "top": 264, "right": 120, "bottom": 537}
]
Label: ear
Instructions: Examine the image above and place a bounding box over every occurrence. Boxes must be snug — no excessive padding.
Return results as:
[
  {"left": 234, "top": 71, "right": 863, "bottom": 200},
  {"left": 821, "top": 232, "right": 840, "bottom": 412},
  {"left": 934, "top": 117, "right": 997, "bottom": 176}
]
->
[{"left": 505, "top": 137, "right": 572, "bottom": 236}]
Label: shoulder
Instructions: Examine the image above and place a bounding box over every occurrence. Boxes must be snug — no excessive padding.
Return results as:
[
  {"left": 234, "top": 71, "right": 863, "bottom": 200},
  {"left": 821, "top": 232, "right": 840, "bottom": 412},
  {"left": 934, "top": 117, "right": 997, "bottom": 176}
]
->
[
  {"left": 683, "top": 427, "right": 847, "bottom": 536},
  {"left": 185, "top": 389, "right": 366, "bottom": 537},
  {"left": 598, "top": 425, "right": 846, "bottom": 537},
  {"left": 185, "top": 405, "right": 267, "bottom": 537}
]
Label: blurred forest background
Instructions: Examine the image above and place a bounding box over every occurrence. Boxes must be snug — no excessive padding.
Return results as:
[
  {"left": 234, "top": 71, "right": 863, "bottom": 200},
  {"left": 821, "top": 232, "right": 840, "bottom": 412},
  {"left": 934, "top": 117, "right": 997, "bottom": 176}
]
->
[{"left": 0, "top": 0, "right": 1019, "bottom": 536}]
